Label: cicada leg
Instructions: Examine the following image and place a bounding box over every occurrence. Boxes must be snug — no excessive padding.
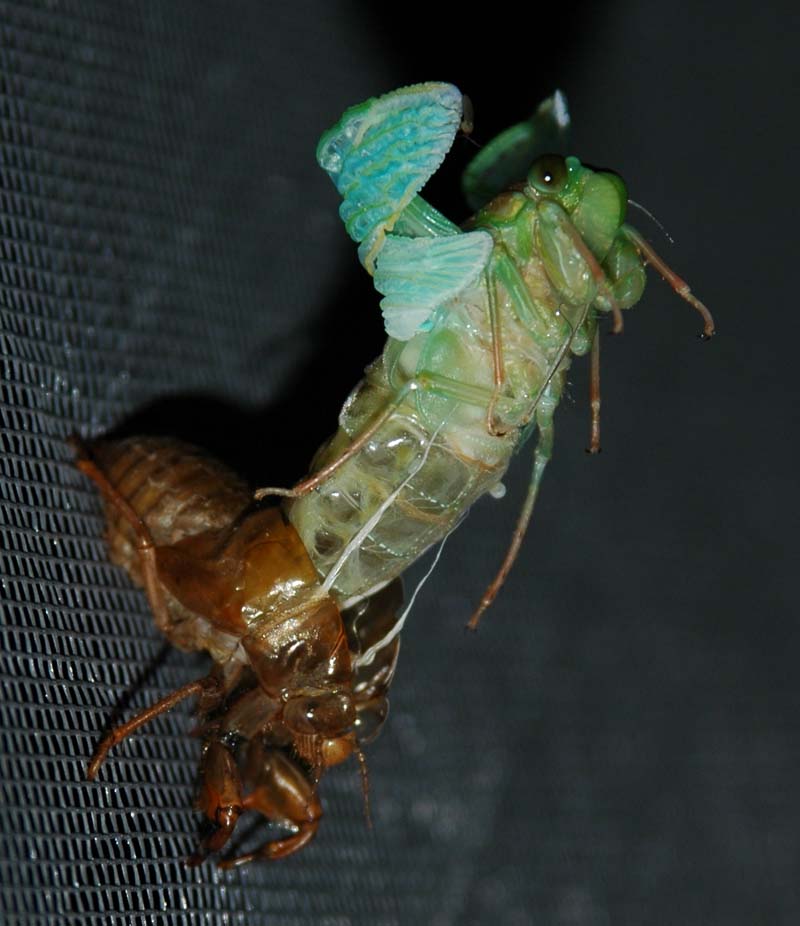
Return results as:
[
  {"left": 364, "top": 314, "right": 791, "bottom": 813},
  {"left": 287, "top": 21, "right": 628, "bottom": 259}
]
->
[
  {"left": 485, "top": 264, "right": 510, "bottom": 438},
  {"left": 87, "top": 672, "right": 221, "bottom": 780},
  {"left": 217, "top": 744, "right": 322, "bottom": 868},
  {"left": 587, "top": 327, "right": 602, "bottom": 454},
  {"left": 253, "top": 382, "right": 418, "bottom": 501},
  {"left": 468, "top": 389, "right": 556, "bottom": 630},
  {"left": 537, "top": 207, "right": 625, "bottom": 334},
  {"left": 185, "top": 739, "right": 244, "bottom": 866},
  {"left": 622, "top": 225, "right": 715, "bottom": 339},
  {"left": 485, "top": 248, "right": 596, "bottom": 438}
]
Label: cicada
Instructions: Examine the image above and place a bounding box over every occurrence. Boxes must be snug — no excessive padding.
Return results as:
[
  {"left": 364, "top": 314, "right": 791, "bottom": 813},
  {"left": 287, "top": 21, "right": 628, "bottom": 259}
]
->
[{"left": 74, "top": 82, "right": 713, "bottom": 865}]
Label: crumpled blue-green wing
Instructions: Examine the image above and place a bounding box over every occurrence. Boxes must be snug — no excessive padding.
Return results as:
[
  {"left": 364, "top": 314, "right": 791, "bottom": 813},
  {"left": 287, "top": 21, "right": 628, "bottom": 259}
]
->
[
  {"left": 317, "top": 82, "right": 464, "bottom": 274},
  {"left": 462, "top": 90, "right": 570, "bottom": 211},
  {"left": 374, "top": 231, "right": 493, "bottom": 340}
]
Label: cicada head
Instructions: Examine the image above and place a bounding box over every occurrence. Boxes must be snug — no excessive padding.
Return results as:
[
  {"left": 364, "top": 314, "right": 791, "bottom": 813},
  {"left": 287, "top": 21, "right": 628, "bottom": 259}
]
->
[
  {"left": 526, "top": 156, "right": 626, "bottom": 258},
  {"left": 524, "top": 154, "right": 648, "bottom": 310},
  {"left": 524, "top": 153, "right": 714, "bottom": 334}
]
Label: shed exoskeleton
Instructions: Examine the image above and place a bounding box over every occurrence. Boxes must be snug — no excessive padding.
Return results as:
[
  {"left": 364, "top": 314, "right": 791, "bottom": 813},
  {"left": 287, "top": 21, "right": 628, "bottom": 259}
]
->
[{"left": 72, "top": 436, "right": 400, "bottom": 866}]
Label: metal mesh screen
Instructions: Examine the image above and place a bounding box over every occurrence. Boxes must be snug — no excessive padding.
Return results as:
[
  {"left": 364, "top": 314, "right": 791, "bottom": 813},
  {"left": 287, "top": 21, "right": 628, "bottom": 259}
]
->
[
  {"left": 2, "top": 2, "right": 796, "bottom": 924},
  {"left": 0, "top": 3, "right": 403, "bottom": 922}
]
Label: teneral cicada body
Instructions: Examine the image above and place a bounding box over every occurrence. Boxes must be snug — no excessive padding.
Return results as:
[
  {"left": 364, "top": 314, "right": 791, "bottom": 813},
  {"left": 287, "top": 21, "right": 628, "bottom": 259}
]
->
[
  {"left": 75, "top": 82, "right": 713, "bottom": 864},
  {"left": 280, "top": 83, "right": 713, "bottom": 624}
]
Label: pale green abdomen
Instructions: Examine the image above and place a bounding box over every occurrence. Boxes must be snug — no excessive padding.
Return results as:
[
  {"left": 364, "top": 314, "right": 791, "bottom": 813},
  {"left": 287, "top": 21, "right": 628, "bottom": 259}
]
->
[{"left": 285, "top": 351, "right": 513, "bottom": 604}]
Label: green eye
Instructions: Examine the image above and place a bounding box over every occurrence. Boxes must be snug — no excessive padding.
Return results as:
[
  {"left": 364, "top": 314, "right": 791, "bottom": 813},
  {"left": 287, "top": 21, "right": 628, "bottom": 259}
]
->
[{"left": 528, "top": 154, "right": 568, "bottom": 194}]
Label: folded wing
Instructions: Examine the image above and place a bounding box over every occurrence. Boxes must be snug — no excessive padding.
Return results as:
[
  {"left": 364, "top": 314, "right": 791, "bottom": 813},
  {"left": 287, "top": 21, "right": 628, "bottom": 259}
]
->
[
  {"left": 317, "top": 82, "right": 465, "bottom": 274},
  {"left": 374, "top": 232, "right": 493, "bottom": 340}
]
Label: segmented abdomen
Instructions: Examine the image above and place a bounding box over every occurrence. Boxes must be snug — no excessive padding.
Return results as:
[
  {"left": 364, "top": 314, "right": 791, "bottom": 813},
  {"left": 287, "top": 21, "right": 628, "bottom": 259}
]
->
[
  {"left": 286, "top": 356, "right": 512, "bottom": 605},
  {"left": 87, "top": 437, "right": 251, "bottom": 655},
  {"left": 90, "top": 437, "right": 250, "bottom": 574}
]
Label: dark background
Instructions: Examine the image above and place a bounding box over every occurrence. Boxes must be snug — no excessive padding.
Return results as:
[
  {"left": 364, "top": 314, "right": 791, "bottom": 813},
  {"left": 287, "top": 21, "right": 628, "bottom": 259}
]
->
[{"left": 1, "top": 2, "right": 797, "bottom": 924}]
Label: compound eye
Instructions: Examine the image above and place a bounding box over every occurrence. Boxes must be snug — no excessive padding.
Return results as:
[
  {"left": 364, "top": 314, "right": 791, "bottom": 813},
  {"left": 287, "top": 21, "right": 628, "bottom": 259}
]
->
[{"left": 528, "top": 154, "right": 568, "bottom": 194}]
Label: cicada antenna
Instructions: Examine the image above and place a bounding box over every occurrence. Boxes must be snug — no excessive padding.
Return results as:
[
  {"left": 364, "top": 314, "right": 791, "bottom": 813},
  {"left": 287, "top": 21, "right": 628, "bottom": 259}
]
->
[{"left": 627, "top": 198, "right": 675, "bottom": 245}]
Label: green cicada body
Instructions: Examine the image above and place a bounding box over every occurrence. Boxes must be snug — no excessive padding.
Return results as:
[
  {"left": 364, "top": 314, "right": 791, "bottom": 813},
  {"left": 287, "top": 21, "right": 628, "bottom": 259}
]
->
[{"left": 279, "top": 82, "right": 713, "bottom": 625}]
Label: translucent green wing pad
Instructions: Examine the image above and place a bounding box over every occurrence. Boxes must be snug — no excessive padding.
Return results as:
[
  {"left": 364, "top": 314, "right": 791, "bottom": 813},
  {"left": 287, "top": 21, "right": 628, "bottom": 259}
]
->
[
  {"left": 374, "top": 231, "right": 493, "bottom": 340},
  {"left": 461, "top": 90, "right": 570, "bottom": 211},
  {"left": 316, "top": 82, "right": 464, "bottom": 275}
]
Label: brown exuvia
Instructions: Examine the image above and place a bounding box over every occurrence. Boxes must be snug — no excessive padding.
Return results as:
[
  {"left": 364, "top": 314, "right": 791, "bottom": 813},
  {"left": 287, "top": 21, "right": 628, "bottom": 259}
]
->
[{"left": 72, "top": 436, "right": 401, "bottom": 866}]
